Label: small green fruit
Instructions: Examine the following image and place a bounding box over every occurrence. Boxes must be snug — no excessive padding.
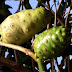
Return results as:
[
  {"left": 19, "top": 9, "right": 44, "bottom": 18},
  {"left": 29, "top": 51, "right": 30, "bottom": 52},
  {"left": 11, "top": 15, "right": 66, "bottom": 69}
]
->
[{"left": 33, "top": 26, "right": 70, "bottom": 59}]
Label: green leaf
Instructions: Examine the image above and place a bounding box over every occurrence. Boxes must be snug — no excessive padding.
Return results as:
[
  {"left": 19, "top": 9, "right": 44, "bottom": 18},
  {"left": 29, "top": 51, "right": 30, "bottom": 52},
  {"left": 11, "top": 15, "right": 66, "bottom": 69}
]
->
[
  {"left": 68, "top": 16, "right": 72, "bottom": 21},
  {"left": 68, "top": 0, "right": 71, "bottom": 6},
  {"left": 0, "top": 15, "right": 5, "bottom": 23},
  {"left": 0, "top": 0, "right": 5, "bottom": 4},
  {"left": 5, "top": 5, "right": 13, "bottom": 8},
  {"left": 0, "top": 3, "right": 12, "bottom": 23},
  {"left": 37, "top": 0, "right": 47, "bottom": 7},
  {"left": 24, "top": 0, "right": 32, "bottom": 9},
  {"left": 58, "top": 1, "right": 65, "bottom": 16}
]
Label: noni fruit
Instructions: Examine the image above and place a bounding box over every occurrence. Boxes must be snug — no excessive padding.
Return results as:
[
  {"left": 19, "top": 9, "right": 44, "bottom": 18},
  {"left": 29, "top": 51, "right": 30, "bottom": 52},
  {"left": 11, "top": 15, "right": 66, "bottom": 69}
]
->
[
  {"left": 0, "top": 7, "right": 51, "bottom": 45},
  {"left": 33, "top": 26, "right": 70, "bottom": 59}
]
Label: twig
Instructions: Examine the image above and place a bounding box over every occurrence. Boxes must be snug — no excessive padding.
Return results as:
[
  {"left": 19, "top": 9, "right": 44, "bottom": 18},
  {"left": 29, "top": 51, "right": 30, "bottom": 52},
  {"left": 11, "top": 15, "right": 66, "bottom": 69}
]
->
[
  {"left": 54, "top": 0, "right": 57, "bottom": 27},
  {"left": 47, "top": 20, "right": 52, "bottom": 29},
  {"left": 52, "top": 58, "right": 55, "bottom": 72},
  {"left": 65, "top": 4, "right": 72, "bottom": 28},
  {"left": 31, "top": 36, "right": 37, "bottom": 72},
  {"left": 16, "top": 0, "right": 22, "bottom": 12},
  {"left": 67, "top": 56, "right": 71, "bottom": 72},
  {"left": 64, "top": 57, "right": 67, "bottom": 69},
  {"left": 22, "top": 4, "right": 24, "bottom": 10},
  {"left": 0, "top": 56, "right": 32, "bottom": 72},
  {"left": 14, "top": 50, "right": 18, "bottom": 63},
  {"left": 42, "top": 3, "right": 65, "bottom": 27},
  {"left": 62, "top": 0, "right": 67, "bottom": 18},
  {"left": 22, "top": 0, "right": 24, "bottom": 10},
  {"left": 31, "top": 36, "right": 35, "bottom": 50},
  {"left": 57, "top": 0, "right": 62, "bottom": 12},
  {"left": 71, "top": 27, "right": 72, "bottom": 43},
  {"left": 31, "top": 59, "right": 37, "bottom": 72},
  {"left": 43, "top": 2, "right": 64, "bottom": 27},
  {"left": 6, "top": 53, "right": 11, "bottom": 59},
  {"left": 47, "top": 23, "right": 50, "bottom": 29},
  {"left": 60, "top": 57, "right": 64, "bottom": 69},
  {"left": 14, "top": 0, "right": 23, "bottom": 63},
  {"left": 42, "top": 3, "right": 52, "bottom": 14},
  {"left": 55, "top": 58, "right": 61, "bottom": 72},
  {"left": 57, "top": 0, "right": 67, "bottom": 25},
  {"left": 46, "top": 0, "right": 51, "bottom": 10},
  {"left": 63, "top": 12, "right": 68, "bottom": 17},
  {"left": 1, "top": 47, "right": 6, "bottom": 57},
  {"left": 0, "top": 41, "right": 37, "bottom": 62}
]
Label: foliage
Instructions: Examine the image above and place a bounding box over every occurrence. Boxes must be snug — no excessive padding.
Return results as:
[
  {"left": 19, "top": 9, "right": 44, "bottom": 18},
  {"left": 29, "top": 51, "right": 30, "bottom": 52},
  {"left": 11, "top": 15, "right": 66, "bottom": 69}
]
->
[
  {"left": 0, "top": 1, "right": 12, "bottom": 23},
  {"left": 23, "top": 0, "right": 32, "bottom": 9}
]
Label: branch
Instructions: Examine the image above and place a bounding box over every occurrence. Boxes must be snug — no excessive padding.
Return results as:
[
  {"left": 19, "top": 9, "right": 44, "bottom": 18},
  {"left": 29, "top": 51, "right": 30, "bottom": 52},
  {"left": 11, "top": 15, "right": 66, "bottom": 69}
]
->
[
  {"left": 51, "top": 58, "right": 55, "bottom": 72},
  {"left": 57, "top": 0, "right": 62, "bottom": 12},
  {"left": 55, "top": 58, "right": 61, "bottom": 72},
  {"left": 42, "top": 3, "right": 65, "bottom": 27},
  {"left": 22, "top": 0, "right": 24, "bottom": 10},
  {"left": 0, "top": 57, "right": 32, "bottom": 72},
  {"left": 14, "top": 50, "right": 18, "bottom": 63},
  {"left": 65, "top": 3, "right": 72, "bottom": 27},
  {"left": 54, "top": 0, "right": 57, "bottom": 27},
  {"left": 0, "top": 41, "right": 37, "bottom": 62},
  {"left": 62, "top": 0, "right": 67, "bottom": 18},
  {"left": 31, "top": 37, "right": 37, "bottom": 72},
  {"left": 71, "top": 27, "right": 72, "bottom": 43},
  {"left": 67, "top": 56, "right": 71, "bottom": 72},
  {"left": 47, "top": 22, "right": 52, "bottom": 29},
  {"left": 14, "top": 0, "right": 23, "bottom": 63},
  {"left": 16, "top": 0, "right": 22, "bottom": 13}
]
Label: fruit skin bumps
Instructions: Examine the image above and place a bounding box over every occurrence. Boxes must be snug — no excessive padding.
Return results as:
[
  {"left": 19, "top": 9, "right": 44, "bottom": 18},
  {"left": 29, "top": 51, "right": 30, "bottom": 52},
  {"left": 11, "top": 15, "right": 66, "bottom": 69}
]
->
[
  {"left": 33, "top": 26, "right": 70, "bottom": 60},
  {"left": 0, "top": 7, "right": 51, "bottom": 45}
]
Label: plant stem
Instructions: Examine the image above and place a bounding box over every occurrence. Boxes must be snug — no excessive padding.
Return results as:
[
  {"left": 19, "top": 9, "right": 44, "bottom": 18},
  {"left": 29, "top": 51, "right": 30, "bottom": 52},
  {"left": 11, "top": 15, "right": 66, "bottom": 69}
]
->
[
  {"left": 62, "top": 0, "right": 67, "bottom": 18},
  {"left": 55, "top": 58, "right": 61, "bottom": 72},
  {"left": 65, "top": 3, "right": 72, "bottom": 28},
  {"left": 67, "top": 56, "right": 71, "bottom": 72},
  {"left": 14, "top": 0, "right": 22, "bottom": 63},
  {"left": 54, "top": 0, "right": 57, "bottom": 27},
  {"left": 14, "top": 50, "right": 18, "bottom": 63},
  {"left": 22, "top": 0, "right": 24, "bottom": 10},
  {"left": 52, "top": 58, "right": 55, "bottom": 72},
  {"left": 57, "top": 0, "right": 62, "bottom": 12},
  {"left": 42, "top": 3, "right": 65, "bottom": 27},
  {"left": 16, "top": 0, "right": 22, "bottom": 12},
  {"left": 0, "top": 41, "right": 37, "bottom": 62},
  {"left": 31, "top": 36, "right": 37, "bottom": 72}
]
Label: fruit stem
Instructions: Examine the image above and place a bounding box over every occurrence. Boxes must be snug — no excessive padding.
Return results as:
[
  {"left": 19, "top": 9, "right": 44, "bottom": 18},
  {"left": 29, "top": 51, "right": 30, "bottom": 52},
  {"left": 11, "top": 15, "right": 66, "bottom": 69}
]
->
[{"left": 37, "top": 58, "right": 45, "bottom": 72}]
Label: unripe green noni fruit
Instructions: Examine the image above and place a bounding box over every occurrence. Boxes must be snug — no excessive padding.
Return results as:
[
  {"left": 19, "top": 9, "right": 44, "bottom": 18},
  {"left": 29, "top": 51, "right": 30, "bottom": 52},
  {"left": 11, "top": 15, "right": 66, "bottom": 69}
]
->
[
  {"left": 33, "top": 26, "right": 70, "bottom": 59},
  {"left": 0, "top": 7, "right": 51, "bottom": 45}
]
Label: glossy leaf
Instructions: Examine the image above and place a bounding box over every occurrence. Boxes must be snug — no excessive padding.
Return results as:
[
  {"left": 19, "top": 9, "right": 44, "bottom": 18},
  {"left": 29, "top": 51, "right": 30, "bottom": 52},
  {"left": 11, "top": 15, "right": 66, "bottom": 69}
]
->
[
  {"left": 24, "top": 0, "right": 32, "bottom": 9},
  {"left": 37, "top": 0, "right": 47, "bottom": 7},
  {"left": 67, "top": 0, "right": 71, "bottom": 7}
]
